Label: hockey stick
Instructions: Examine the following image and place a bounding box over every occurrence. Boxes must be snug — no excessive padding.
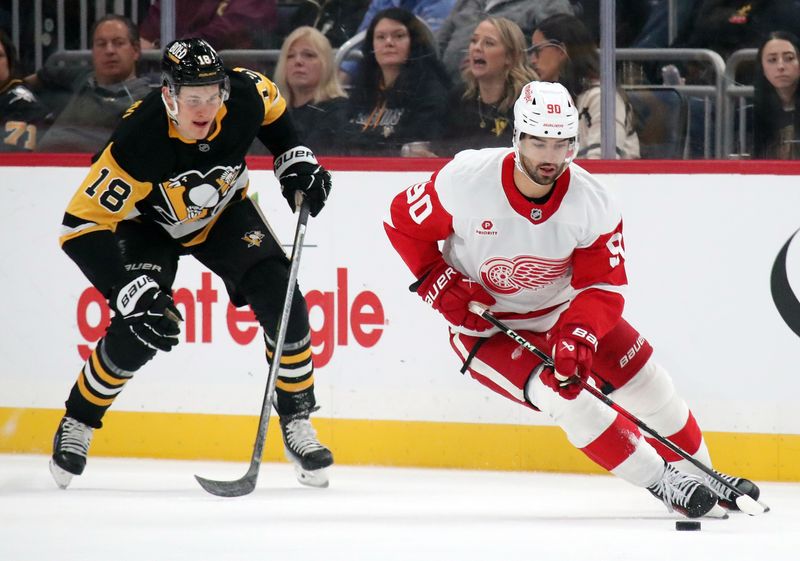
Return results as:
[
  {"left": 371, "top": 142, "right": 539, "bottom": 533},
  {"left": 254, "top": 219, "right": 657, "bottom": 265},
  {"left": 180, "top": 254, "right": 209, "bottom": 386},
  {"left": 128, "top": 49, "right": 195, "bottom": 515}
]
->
[
  {"left": 467, "top": 302, "right": 769, "bottom": 516},
  {"left": 195, "top": 196, "right": 311, "bottom": 497}
]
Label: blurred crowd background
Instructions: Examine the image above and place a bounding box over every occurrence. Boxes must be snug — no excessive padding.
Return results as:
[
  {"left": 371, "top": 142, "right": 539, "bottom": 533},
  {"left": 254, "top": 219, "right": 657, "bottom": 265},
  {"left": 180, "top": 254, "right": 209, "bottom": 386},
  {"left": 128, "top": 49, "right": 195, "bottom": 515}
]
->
[{"left": 1, "top": 0, "right": 799, "bottom": 159}]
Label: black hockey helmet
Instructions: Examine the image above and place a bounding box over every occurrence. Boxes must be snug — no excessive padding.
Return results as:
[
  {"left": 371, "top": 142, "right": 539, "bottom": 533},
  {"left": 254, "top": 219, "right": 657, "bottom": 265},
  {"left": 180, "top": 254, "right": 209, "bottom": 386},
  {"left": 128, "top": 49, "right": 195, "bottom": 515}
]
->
[{"left": 161, "top": 38, "right": 229, "bottom": 97}]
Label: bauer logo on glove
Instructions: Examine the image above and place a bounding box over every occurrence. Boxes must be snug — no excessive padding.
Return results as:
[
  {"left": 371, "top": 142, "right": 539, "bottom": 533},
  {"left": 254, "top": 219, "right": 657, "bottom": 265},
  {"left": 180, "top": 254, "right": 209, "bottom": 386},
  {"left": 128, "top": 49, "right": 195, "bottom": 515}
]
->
[
  {"left": 274, "top": 145, "right": 331, "bottom": 217},
  {"left": 415, "top": 259, "right": 496, "bottom": 331},
  {"left": 422, "top": 265, "right": 459, "bottom": 304},
  {"left": 116, "top": 275, "right": 159, "bottom": 316}
]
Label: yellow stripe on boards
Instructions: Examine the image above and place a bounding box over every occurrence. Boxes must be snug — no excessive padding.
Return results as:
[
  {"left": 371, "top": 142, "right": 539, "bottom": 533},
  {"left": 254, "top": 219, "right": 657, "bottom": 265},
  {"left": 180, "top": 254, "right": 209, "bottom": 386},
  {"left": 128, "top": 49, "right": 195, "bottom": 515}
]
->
[{"left": 0, "top": 407, "right": 798, "bottom": 481}]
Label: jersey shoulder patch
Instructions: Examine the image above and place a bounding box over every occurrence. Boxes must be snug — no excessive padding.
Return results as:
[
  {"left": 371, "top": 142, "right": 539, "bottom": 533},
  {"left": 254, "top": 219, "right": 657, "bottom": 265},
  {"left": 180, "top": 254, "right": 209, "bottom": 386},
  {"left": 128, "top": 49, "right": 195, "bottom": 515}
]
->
[{"left": 230, "top": 67, "right": 286, "bottom": 126}]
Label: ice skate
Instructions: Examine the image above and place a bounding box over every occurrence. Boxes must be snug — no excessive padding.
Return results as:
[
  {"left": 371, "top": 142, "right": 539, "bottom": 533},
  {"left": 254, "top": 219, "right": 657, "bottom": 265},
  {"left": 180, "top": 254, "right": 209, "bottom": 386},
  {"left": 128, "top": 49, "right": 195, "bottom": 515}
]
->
[
  {"left": 706, "top": 471, "right": 761, "bottom": 511},
  {"left": 49, "top": 416, "right": 94, "bottom": 489},
  {"left": 647, "top": 463, "right": 726, "bottom": 519},
  {"left": 280, "top": 412, "right": 333, "bottom": 488}
]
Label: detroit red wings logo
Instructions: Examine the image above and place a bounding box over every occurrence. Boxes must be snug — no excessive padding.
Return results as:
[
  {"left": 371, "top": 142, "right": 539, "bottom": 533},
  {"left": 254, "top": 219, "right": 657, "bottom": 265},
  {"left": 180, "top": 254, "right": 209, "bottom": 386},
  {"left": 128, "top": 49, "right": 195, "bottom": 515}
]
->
[
  {"left": 523, "top": 84, "right": 532, "bottom": 103},
  {"left": 479, "top": 255, "right": 571, "bottom": 294}
]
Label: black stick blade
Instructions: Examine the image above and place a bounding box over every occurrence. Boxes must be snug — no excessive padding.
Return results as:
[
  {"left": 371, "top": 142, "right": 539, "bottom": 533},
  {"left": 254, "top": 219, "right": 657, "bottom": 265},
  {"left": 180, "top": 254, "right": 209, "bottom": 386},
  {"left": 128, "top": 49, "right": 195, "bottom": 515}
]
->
[{"left": 194, "top": 473, "right": 257, "bottom": 497}]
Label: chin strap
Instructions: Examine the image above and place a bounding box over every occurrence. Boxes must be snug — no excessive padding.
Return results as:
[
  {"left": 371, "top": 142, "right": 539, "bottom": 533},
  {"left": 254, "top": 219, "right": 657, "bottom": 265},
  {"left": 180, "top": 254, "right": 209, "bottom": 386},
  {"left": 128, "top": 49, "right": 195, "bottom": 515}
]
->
[{"left": 161, "top": 91, "right": 180, "bottom": 123}]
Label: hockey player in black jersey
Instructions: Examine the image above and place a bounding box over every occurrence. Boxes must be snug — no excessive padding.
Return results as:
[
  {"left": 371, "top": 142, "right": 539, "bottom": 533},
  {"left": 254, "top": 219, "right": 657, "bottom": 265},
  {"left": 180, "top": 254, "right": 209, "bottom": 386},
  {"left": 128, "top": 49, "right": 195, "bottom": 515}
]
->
[{"left": 51, "top": 38, "right": 334, "bottom": 489}]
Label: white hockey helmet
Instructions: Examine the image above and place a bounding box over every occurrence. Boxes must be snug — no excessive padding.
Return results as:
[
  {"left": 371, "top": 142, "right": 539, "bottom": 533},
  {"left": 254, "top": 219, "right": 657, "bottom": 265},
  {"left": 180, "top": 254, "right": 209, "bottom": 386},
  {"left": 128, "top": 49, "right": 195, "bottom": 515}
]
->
[{"left": 513, "top": 81, "right": 579, "bottom": 180}]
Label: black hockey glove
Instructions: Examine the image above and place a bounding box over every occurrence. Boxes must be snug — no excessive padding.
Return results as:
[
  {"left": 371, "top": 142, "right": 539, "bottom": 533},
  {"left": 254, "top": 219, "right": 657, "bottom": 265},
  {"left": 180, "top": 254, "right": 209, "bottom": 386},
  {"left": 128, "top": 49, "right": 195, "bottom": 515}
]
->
[
  {"left": 274, "top": 146, "right": 331, "bottom": 217},
  {"left": 112, "top": 275, "right": 183, "bottom": 352}
]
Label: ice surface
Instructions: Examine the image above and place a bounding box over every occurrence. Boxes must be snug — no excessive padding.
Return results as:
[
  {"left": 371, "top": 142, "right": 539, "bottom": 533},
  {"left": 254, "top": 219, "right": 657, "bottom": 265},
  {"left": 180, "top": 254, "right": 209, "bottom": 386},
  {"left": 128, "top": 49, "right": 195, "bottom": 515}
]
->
[{"left": 1, "top": 454, "right": 798, "bottom": 561}]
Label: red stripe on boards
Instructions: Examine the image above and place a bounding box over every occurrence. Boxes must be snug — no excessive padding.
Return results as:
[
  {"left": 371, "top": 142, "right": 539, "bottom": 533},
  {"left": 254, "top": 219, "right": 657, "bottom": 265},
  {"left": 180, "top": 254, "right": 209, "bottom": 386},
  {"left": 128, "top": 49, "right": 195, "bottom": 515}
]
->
[{"left": 3, "top": 153, "right": 800, "bottom": 174}]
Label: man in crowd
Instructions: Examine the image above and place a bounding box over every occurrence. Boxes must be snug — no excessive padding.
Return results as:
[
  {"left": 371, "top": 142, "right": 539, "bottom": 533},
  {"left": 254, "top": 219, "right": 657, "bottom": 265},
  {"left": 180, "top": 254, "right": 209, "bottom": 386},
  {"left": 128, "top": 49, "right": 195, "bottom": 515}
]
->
[{"left": 26, "top": 14, "right": 152, "bottom": 152}]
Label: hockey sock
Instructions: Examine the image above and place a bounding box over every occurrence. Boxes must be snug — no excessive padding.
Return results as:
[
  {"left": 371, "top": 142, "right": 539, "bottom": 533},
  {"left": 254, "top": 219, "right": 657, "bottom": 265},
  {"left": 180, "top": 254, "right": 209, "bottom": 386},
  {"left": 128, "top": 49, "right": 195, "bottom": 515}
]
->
[
  {"left": 265, "top": 332, "right": 316, "bottom": 416},
  {"left": 580, "top": 412, "right": 666, "bottom": 487},
  {"left": 65, "top": 341, "right": 134, "bottom": 428}
]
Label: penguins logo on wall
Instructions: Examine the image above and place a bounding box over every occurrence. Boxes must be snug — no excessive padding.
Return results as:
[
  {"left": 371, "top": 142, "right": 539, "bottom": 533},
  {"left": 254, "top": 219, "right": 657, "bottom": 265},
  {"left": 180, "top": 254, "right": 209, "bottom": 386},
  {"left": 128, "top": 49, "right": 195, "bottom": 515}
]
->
[{"left": 771, "top": 228, "right": 800, "bottom": 337}]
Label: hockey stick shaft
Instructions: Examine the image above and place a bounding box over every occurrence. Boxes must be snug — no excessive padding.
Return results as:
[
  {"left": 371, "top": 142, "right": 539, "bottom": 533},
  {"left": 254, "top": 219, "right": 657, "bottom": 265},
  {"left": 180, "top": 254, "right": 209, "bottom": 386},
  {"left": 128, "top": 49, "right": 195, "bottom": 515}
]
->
[
  {"left": 196, "top": 197, "right": 311, "bottom": 497},
  {"left": 467, "top": 302, "right": 767, "bottom": 515}
]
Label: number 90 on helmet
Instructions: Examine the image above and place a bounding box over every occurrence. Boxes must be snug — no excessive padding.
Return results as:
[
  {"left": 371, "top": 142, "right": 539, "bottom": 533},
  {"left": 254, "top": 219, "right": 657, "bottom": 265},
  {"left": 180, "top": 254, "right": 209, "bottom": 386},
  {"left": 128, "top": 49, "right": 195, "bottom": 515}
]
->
[
  {"left": 161, "top": 38, "right": 230, "bottom": 100},
  {"left": 513, "top": 81, "right": 579, "bottom": 179}
]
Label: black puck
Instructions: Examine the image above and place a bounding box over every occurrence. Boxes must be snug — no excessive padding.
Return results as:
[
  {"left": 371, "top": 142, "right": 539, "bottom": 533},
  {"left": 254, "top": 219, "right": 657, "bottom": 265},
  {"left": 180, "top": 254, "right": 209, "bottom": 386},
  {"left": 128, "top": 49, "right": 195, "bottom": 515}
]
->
[{"left": 675, "top": 520, "right": 701, "bottom": 531}]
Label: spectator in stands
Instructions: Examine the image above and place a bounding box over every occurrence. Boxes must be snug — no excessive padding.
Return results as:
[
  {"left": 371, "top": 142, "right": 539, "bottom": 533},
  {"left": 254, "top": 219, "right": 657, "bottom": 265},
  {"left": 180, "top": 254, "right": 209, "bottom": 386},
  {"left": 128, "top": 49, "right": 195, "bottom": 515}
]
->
[
  {"left": 139, "top": 0, "right": 277, "bottom": 50},
  {"left": 753, "top": 30, "right": 800, "bottom": 159},
  {"left": 345, "top": 7, "right": 451, "bottom": 156},
  {"left": 357, "top": 1, "right": 456, "bottom": 34},
  {"left": 435, "top": 16, "right": 536, "bottom": 156},
  {"left": 0, "top": 29, "right": 50, "bottom": 151},
  {"left": 289, "top": 0, "right": 371, "bottom": 48},
  {"left": 670, "top": 0, "right": 800, "bottom": 84},
  {"left": 339, "top": 1, "right": 456, "bottom": 83},
  {"left": 273, "top": 26, "right": 349, "bottom": 154},
  {"left": 531, "top": 13, "right": 640, "bottom": 158},
  {"left": 436, "top": 0, "right": 573, "bottom": 84},
  {"left": 28, "top": 15, "right": 152, "bottom": 153}
]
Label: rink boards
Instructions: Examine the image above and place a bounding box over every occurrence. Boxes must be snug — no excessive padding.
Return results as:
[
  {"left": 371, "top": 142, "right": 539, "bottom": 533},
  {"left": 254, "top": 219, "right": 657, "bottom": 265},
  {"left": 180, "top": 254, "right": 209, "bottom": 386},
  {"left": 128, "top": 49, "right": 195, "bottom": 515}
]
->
[{"left": 1, "top": 156, "right": 799, "bottom": 481}]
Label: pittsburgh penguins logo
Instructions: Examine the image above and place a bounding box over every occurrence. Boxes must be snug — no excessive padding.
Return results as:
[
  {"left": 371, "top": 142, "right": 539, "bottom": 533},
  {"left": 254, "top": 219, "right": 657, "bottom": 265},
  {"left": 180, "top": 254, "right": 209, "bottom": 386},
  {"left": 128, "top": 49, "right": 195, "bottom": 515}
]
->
[
  {"left": 156, "top": 164, "right": 242, "bottom": 224},
  {"left": 771, "top": 228, "right": 800, "bottom": 338},
  {"left": 242, "top": 230, "right": 265, "bottom": 248}
]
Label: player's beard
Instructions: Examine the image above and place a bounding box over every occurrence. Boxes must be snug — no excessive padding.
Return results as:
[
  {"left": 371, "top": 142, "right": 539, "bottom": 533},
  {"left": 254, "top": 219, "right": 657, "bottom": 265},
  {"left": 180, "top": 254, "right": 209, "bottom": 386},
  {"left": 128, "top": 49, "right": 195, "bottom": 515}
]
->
[{"left": 520, "top": 153, "right": 563, "bottom": 186}]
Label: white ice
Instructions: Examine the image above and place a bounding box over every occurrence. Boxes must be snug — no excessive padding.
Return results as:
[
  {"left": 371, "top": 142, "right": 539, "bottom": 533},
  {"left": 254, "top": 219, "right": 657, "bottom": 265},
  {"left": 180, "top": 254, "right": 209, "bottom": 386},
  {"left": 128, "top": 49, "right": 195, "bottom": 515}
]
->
[{"left": 1, "top": 454, "right": 798, "bottom": 561}]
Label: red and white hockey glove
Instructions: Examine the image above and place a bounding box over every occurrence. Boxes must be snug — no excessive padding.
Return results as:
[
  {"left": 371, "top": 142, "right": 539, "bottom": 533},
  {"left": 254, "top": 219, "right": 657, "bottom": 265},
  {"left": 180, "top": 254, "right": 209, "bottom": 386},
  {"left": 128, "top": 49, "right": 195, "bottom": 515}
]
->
[
  {"left": 541, "top": 326, "right": 598, "bottom": 399},
  {"left": 415, "top": 260, "right": 496, "bottom": 331}
]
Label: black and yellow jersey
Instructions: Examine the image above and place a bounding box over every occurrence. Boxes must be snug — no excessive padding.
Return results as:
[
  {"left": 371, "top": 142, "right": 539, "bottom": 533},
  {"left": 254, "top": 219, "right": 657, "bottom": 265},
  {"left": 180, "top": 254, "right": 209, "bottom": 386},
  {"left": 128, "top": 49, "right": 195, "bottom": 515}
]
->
[
  {"left": 59, "top": 67, "right": 301, "bottom": 295},
  {"left": 0, "top": 79, "right": 50, "bottom": 152}
]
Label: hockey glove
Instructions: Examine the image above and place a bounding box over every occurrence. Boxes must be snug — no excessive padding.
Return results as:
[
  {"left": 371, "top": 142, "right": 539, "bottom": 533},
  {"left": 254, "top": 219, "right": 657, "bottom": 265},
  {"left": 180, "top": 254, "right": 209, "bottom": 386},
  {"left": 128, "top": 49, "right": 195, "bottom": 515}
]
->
[
  {"left": 112, "top": 275, "right": 183, "bottom": 352},
  {"left": 415, "top": 259, "right": 496, "bottom": 331},
  {"left": 542, "top": 325, "right": 598, "bottom": 399},
  {"left": 274, "top": 146, "right": 331, "bottom": 217}
]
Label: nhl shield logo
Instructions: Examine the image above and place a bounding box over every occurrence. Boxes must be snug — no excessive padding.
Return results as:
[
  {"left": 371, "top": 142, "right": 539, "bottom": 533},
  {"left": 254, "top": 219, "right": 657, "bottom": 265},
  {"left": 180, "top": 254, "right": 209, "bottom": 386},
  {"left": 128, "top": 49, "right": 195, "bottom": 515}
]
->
[
  {"left": 531, "top": 208, "right": 543, "bottom": 221},
  {"left": 242, "top": 230, "right": 265, "bottom": 248}
]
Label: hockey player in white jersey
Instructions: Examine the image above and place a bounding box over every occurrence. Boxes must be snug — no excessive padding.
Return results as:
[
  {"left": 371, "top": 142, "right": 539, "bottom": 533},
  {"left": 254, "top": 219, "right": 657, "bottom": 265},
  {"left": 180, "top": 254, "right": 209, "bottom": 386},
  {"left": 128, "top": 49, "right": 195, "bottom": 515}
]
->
[{"left": 384, "top": 81, "right": 760, "bottom": 518}]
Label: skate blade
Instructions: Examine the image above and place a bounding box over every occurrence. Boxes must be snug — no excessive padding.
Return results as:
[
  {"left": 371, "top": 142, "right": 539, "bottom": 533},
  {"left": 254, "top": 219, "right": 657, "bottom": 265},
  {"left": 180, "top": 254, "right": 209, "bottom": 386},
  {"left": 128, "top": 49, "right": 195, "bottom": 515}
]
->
[
  {"left": 293, "top": 464, "right": 329, "bottom": 488},
  {"left": 703, "top": 504, "right": 729, "bottom": 519},
  {"left": 49, "top": 459, "right": 74, "bottom": 489}
]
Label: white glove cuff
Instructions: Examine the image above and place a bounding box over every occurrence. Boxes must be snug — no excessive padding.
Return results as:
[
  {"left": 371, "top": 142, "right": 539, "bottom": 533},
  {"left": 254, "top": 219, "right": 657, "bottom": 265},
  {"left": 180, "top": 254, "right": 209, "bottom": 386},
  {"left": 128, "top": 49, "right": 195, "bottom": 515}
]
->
[
  {"left": 274, "top": 146, "right": 318, "bottom": 178},
  {"left": 116, "top": 275, "right": 158, "bottom": 315}
]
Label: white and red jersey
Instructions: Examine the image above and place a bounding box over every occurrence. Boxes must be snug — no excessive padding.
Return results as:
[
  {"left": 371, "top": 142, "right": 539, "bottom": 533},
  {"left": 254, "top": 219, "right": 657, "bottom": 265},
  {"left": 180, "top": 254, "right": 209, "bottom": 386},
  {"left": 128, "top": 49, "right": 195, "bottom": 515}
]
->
[{"left": 385, "top": 147, "right": 627, "bottom": 338}]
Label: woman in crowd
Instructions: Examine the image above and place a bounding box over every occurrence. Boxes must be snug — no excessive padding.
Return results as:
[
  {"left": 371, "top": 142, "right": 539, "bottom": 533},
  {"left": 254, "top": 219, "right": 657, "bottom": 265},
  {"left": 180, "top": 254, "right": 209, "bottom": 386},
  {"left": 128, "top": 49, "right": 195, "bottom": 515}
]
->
[
  {"left": 436, "top": 16, "right": 537, "bottom": 156},
  {"left": 345, "top": 7, "right": 450, "bottom": 156},
  {"left": 0, "top": 30, "right": 49, "bottom": 151},
  {"left": 273, "top": 26, "right": 349, "bottom": 154},
  {"left": 530, "top": 13, "right": 640, "bottom": 159},
  {"left": 753, "top": 30, "right": 800, "bottom": 160}
]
